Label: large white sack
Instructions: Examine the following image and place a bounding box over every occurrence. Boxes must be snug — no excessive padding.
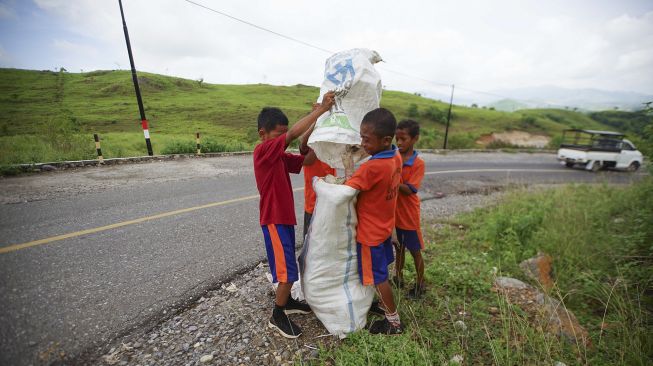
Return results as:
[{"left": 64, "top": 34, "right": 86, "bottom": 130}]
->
[
  {"left": 308, "top": 48, "right": 383, "bottom": 170},
  {"left": 299, "top": 178, "right": 374, "bottom": 338}
]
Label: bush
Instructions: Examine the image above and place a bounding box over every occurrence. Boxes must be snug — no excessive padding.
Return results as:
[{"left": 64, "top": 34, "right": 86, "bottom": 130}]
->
[
  {"left": 160, "top": 140, "right": 195, "bottom": 154},
  {"left": 422, "top": 105, "right": 446, "bottom": 123},
  {"left": 446, "top": 133, "right": 476, "bottom": 149},
  {"left": 407, "top": 103, "right": 419, "bottom": 118}
]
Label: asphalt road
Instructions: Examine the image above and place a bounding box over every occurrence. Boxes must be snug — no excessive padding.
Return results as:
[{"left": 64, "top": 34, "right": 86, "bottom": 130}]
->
[{"left": 0, "top": 152, "right": 645, "bottom": 365}]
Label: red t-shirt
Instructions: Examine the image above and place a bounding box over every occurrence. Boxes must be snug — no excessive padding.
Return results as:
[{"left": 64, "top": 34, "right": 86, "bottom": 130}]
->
[
  {"left": 345, "top": 147, "right": 402, "bottom": 246},
  {"left": 303, "top": 158, "right": 336, "bottom": 214},
  {"left": 396, "top": 151, "right": 425, "bottom": 231},
  {"left": 253, "top": 134, "right": 304, "bottom": 225}
]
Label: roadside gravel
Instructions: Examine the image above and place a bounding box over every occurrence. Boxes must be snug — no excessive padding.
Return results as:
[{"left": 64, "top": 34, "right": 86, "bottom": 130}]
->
[{"left": 87, "top": 190, "right": 508, "bottom": 366}]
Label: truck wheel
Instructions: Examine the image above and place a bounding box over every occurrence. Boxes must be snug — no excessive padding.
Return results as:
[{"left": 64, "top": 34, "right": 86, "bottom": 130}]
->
[
  {"left": 590, "top": 161, "right": 602, "bottom": 172},
  {"left": 627, "top": 162, "right": 640, "bottom": 172},
  {"left": 565, "top": 162, "right": 574, "bottom": 168}
]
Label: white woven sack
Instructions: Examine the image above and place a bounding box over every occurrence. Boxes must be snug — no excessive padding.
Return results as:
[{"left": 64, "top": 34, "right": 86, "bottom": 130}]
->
[
  {"left": 299, "top": 178, "right": 374, "bottom": 338},
  {"left": 308, "top": 48, "right": 383, "bottom": 170}
]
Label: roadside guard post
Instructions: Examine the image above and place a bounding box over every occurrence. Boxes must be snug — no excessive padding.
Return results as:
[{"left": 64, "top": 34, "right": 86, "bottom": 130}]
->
[
  {"left": 118, "top": 0, "right": 153, "bottom": 156},
  {"left": 196, "top": 132, "right": 201, "bottom": 155},
  {"left": 94, "top": 134, "right": 104, "bottom": 163}
]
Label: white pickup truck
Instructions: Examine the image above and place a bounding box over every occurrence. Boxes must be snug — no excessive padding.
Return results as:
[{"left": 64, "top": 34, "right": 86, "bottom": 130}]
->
[{"left": 557, "top": 129, "right": 643, "bottom": 172}]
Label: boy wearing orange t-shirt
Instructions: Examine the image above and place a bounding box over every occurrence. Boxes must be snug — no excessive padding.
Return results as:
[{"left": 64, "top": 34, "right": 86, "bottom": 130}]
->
[
  {"left": 394, "top": 120, "right": 426, "bottom": 298},
  {"left": 345, "top": 108, "right": 403, "bottom": 335},
  {"left": 299, "top": 115, "right": 336, "bottom": 240}
]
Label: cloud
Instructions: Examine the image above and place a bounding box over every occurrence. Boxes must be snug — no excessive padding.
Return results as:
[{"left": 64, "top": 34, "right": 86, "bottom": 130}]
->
[{"left": 14, "top": 1, "right": 653, "bottom": 95}]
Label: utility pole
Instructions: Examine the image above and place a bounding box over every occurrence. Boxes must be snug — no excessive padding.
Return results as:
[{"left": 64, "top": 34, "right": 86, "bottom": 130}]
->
[
  {"left": 118, "top": 0, "right": 153, "bottom": 156},
  {"left": 443, "top": 84, "right": 455, "bottom": 149}
]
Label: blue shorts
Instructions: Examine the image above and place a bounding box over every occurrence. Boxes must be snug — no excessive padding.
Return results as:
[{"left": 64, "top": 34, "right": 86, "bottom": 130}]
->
[
  {"left": 261, "top": 224, "right": 298, "bottom": 283},
  {"left": 357, "top": 236, "right": 393, "bottom": 286},
  {"left": 396, "top": 228, "right": 423, "bottom": 252}
]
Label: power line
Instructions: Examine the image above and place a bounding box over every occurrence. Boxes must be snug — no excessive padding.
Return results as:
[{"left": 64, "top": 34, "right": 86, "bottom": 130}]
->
[
  {"left": 182, "top": 0, "right": 539, "bottom": 107},
  {"left": 184, "top": 0, "right": 333, "bottom": 54}
]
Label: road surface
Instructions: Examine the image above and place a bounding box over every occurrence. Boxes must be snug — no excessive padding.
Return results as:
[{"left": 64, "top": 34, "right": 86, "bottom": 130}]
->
[{"left": 0, "top": 152, "right": 645, "bottom": 365}]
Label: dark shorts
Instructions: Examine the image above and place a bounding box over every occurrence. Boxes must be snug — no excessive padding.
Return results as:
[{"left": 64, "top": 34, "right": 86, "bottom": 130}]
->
[
  {"left": 357, "top": 236, "right": 393, "bottom": 286},
  {"left": 396, "top": 228, "right": 423, "bottom": 252},
  {"left": 261, "top": 224, "right": 298, "bottom": 283}
]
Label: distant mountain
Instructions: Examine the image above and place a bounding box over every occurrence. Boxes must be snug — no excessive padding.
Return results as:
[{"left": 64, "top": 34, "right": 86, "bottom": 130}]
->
[{"left": 489, "top": 86, "right": 652, "bottom": 112}]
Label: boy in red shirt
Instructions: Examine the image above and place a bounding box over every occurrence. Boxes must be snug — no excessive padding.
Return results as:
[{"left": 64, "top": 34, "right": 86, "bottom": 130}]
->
[
  {"left": 253, "top": 91, "right": 335, "bottom": 338},
  {"left": 393, "top": 120, "right": 426, "bottom": 298},
  {"left": 345, "top": 108, "right": 404, "bottom": 335}
]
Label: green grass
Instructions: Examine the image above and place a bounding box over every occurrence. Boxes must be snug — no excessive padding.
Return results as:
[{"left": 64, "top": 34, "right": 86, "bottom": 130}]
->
[
  {"left": 0, "top": 68, "right": 646, "bottom": 164},
  {"left": 320, "top": 178, "right": 653, "bottom": 365}
]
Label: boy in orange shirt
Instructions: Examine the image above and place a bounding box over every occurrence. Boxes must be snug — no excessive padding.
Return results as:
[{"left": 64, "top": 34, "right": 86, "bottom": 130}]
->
[
  {"left": 299, "top": 112, "right": 336, "bottom": 240},
  {"left": 345, "top": 108, "right": 404, "bottom": 335},
  {"left": 393, "top": 120, "right": 426, "bottom": 298}
]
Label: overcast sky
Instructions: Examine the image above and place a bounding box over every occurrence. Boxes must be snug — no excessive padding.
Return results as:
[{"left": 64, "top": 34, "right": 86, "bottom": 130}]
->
[{"left": 1, "top": 0, "right": 652, "bottom": 100}]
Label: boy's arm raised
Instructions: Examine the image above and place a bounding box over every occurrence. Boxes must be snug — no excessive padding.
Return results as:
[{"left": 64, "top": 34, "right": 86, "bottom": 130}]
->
[{"left": 285, "top": 91, "right": 335, "bottom": 146}]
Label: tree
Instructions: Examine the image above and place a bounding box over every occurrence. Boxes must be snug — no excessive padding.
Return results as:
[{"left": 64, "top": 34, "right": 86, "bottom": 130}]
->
[
  {"left": 471, "top": 103, "right": 478, "bottom": 108},
  {"left": 196, "top": 77, "right": 204, "bottom": 87}
]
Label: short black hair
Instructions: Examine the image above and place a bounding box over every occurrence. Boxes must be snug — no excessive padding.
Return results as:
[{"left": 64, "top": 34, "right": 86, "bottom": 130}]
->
[
  {"left": 397, "top": 119, "right": 420, "bottom": 138},
  {"left": 257, "top": 107, "right": 289, "bottom": 132},
  {"left": 361, "top": 108, "right": 397, "bottom": 138}
]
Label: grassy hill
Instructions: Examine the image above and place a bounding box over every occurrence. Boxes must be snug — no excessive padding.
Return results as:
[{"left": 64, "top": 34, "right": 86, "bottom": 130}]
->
[{"left": 0, "top": 68, "right": 644, "bottom": 165}]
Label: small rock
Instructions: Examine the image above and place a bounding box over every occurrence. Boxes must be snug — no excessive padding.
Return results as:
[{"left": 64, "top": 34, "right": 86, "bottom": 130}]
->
[
  {"left": 132, "top": 342, "right": 142, "bottom": 349},
  {"left": 188, "top": 325, "right": 198, "bottom": 332},
  {"left": 40, "top": 164, "right": 56, "bottom": 171},
  {"left": 495, "top": 276, "right": 532, "bottom": 290},
  {"left": 200, "top": 354, "right": 214, "bottom": 363},
  {"left": 182, "top": 343, "right": 190, "bottom": 352},
  {"left": 488, "top": 307, "right": 499, "bottom": 315},
  {"left": 554, "top": 362, "right": 566, "bottom": 366},
  {"left": 454, "top": 320, "right": 467, "bottom": 331},
  {"left": 450, "top": 354, "right": 464, "bottom": 364},
  {"left": 519, "top": 252, "right": 554, "bottom": 290},
  {"left": 28, "top": 341, "right": 37, "bottom": 347}
]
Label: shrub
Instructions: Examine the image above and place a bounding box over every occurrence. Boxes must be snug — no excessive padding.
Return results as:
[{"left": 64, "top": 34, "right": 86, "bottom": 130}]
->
[{"left": 407, "top": 103, "right": 419, "bottom": 118}]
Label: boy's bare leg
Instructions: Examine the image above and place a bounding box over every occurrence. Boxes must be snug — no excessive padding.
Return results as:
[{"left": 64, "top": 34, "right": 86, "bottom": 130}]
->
[
  {"left": 275, "top": 282, "right": 293, "bottom": 306},
  {"left": 411, "top": 250, "right": 425, "bottom": 287},
  {"left": 395, "top": 245, "right": 406, "bottom": 284},
  {"left": 375, "top": 281, "right": 396, "bottom": 314}
]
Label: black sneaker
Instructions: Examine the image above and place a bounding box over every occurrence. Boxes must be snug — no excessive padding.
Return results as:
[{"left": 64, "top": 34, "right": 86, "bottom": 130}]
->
[
  {"left": 368, "top": 301, "right": 386, "bottom": 316},
  {"left": 368, "top": 318, "right": 403, "bottom": 335},
  {"left": 407, "top": 283, "right": 426, "bottom": 299},
  {"left": 284, "top": 297, "right": 312, "bottom": 315},
  {"left": 268, "top": 314, "right": 302, "bottom": 338}
]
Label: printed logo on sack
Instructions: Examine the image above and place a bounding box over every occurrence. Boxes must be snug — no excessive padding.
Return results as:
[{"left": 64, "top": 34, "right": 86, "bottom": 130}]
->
[
  {"left": 326, "top": 58, "right": 355, "bottom": 86},
  {"left": 319, "top": 112, "right": 355, "bottom": 130}
]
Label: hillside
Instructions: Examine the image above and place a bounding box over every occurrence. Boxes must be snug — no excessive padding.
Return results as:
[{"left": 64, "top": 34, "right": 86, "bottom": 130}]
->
[{"left": 0, "top": 68, "right": 642, "bottom": 165}]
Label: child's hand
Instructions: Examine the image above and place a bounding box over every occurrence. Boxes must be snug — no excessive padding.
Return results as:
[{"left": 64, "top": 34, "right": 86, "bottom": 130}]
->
[{"left": 318, "top": 91, "right": 336, "bottom": 112}]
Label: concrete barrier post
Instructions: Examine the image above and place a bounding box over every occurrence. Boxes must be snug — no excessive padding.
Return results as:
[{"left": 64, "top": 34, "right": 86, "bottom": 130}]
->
[
  {"left": 94, "top": 134, "right": 104, "bottom": 163},
  {"left": 196, "top": 132, "right": 201, "bottom": 155}
]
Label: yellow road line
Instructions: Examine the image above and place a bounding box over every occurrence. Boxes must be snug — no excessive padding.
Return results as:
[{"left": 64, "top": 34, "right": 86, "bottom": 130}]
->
[
  {"left": 0, "top": 187, "right": 302, "bottom": 255},
  {"left": 0, "top": 168, "right": 584, "bottom": 255}
]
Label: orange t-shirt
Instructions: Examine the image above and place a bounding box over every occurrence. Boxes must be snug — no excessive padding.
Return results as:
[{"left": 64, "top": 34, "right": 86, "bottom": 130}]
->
[
  {"left": 345, "top": 147, "right": 402, "bottom": 246},
  {"left": 395, "top": 151, "right": 425, "bottom": 231},
  {"left": 303, "top": 158, "right": 336, "bottom": 214}
]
